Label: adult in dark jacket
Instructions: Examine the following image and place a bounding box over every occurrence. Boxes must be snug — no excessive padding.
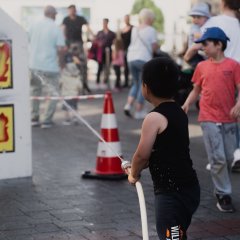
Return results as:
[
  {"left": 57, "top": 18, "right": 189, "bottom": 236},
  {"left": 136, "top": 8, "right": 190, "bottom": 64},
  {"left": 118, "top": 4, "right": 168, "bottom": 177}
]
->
[{"left": 95, "top": 18, "right": 116, "bottom": 88}]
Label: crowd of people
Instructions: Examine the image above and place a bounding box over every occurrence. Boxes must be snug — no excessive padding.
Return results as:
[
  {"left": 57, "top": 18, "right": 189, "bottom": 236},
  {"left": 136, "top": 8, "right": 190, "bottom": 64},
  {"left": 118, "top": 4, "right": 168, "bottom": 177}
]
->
[
  {"left": 28, "top": 1, "right": 240, "bottom": 239},
  {"left": 29, "top": 4, "right": 136, "bottom": 128}
]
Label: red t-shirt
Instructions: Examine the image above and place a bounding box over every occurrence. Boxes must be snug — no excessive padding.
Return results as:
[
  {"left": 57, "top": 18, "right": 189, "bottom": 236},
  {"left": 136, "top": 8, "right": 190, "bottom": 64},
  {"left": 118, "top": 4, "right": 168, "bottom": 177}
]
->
[{"left": 192, "top": 58, "right": 240, "bottom": 123}]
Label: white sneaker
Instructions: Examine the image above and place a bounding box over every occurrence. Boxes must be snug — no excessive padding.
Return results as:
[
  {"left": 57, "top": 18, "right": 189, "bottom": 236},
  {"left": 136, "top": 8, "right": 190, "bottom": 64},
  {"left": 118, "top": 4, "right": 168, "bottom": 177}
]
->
[
  {"left": 134, "top": 110, "right": 147, "bottom": 120},
  {"left": 232, "top": 148, "right": 240, "bottom": 172},
  {"left": 206, "top": 163, "right": 211, "bottom": 171}
]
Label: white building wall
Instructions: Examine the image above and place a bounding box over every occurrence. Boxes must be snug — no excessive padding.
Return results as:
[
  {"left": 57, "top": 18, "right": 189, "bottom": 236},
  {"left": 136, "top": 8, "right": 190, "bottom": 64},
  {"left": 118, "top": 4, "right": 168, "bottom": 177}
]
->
[{"left": 0, "top": 8, "right": 32, "bottom": 179}]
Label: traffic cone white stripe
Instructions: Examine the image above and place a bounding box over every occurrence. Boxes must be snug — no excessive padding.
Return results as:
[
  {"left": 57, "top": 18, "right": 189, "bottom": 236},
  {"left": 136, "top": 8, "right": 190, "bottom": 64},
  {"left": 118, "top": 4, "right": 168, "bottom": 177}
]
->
[
  {"left": 100, "top": 114, "right": 117, "bottom": 129},
  {"left": 97, "top": 142, "right": 122, "bottom": 157}
]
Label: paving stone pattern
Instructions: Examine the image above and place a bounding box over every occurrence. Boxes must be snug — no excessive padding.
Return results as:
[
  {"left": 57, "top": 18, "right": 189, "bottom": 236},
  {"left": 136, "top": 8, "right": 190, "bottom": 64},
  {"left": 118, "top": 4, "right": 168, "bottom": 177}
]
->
[{"left": 0, "top": 90, "right": 240, "bottom": 240}]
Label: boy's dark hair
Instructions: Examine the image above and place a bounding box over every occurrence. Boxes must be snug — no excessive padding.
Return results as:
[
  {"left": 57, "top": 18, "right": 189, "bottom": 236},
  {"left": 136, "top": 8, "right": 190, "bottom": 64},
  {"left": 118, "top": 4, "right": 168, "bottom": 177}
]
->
[
  {"left": 222, "top": 0, "right": 240, "bottom": 21},
  {"left": 68, "top": 4, "right": 76, "bottom": 9},
  {"left": 206, "top": 39, "right": 227, "bottom": 51},
  {"left": 223, "top": 0, "right": 240, "bottom": 10},
  {"left": 103, "top": 18, "right": 109, "bottom": 23},
  {"left": 142, "top": 57, "right": 179, "bottom": 98}
]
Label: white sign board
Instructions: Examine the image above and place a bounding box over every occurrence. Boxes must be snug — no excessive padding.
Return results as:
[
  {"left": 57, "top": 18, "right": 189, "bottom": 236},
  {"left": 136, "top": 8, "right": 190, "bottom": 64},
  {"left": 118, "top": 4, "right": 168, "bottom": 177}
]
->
[{"left": 0, "top": 8, "right": 32, "bottom": 180}]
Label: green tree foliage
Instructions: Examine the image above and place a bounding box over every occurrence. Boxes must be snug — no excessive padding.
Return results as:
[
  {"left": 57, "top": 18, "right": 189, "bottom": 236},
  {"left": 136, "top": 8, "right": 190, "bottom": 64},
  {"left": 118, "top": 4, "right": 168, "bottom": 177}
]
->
[{"left": 131, "top": 0, "right": 164, "bottom": 33}]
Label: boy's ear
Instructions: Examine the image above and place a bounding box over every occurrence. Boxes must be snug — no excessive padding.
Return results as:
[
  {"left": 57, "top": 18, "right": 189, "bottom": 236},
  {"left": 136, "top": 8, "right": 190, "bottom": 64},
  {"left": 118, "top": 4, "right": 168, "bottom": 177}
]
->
[
  {"left": 142, "top": 82, "right": 148, "bottom": 90},
  {"left": 143, "top": 83, "right": 150, "bottom": 94},
  {"left": 217, "top": 41, "right": 223, "bottom": 49}
]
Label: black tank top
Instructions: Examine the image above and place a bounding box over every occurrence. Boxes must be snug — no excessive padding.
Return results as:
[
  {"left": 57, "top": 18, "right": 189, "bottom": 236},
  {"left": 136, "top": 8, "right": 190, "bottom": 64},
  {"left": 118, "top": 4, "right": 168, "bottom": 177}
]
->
[{"left": 149, "top": 102, "right": 199, "bottom": 194}]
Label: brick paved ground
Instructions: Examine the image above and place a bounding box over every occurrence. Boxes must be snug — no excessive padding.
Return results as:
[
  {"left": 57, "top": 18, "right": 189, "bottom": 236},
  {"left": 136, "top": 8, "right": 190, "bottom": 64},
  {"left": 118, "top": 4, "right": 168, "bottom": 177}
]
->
[{"left": 0, "top": 87, "right": 240, "bottom": 240}]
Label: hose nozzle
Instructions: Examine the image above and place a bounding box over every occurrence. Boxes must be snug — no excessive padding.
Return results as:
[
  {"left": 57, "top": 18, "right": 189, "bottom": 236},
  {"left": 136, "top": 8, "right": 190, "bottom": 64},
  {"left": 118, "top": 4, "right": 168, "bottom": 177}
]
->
[{"left": 121, "top": 160, "right": 131, "bottom": 170}]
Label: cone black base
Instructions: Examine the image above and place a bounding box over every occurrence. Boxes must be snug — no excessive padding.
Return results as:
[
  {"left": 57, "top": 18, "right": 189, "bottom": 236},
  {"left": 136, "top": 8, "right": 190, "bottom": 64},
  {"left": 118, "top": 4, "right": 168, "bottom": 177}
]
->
[{"left": 82, "top": 171, "right": 127, "bottom": 180}]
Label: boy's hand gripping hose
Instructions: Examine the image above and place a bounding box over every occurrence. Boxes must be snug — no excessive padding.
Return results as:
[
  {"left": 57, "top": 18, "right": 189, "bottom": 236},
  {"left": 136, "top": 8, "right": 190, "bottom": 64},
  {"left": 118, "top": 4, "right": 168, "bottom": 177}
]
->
[
  {"left": 35, "top": 72, "right": 149, "bottom": 240},
  {"left": 121, "top": 161, "right": 149, "bottom": 240}
]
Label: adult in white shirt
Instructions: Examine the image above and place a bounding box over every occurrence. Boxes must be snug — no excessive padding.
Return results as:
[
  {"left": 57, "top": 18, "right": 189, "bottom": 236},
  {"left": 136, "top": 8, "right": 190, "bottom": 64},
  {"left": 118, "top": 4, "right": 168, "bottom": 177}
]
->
[
  {"left": 29, "top": 5, "right": 65, "bottom": 128},
  {"left": 124, "top": 8, "right": 159, "bottom": 119}
]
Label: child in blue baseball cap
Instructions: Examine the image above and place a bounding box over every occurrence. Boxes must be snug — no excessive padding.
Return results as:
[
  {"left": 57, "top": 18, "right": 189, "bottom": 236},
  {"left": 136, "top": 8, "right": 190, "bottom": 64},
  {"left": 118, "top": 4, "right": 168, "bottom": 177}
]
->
[{"left": 183, "top": 27, "right": 240, "bottom": 213}]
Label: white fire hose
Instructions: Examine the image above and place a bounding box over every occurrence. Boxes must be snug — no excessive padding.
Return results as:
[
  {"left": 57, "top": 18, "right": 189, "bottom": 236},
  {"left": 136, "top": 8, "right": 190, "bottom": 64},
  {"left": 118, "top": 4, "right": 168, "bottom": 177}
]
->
[
  {"left": 121, "top": 161, "right": 149, "bottom": 240},
  {"left": 34, "top": 72, "right": 149, "bottom": 240}
]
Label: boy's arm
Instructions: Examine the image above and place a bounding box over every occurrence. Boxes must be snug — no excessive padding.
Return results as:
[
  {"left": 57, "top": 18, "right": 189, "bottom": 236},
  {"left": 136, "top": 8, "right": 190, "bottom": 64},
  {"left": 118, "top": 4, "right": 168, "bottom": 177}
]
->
[
  {"left": 183, "top": 43, "right": 202, "bottom": 62},
  {"left": 230, "top": 83, "right": 240, "bottom": 119},
  {"left": 182, "top": 84, "right": 201, "bottom": 113},
  {"left": 128, "top": 112, "right": 167, "bottom": 184}
]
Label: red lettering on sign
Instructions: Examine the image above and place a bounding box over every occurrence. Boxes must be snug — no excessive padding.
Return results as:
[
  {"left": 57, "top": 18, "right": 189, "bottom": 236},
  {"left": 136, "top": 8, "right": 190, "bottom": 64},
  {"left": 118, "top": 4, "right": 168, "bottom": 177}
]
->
[
  {"left": 0, "top": 113, "right": 9, "bottom": 142},
  {"left": 0, "top": 42, "right": 10, "bottom": 82}
]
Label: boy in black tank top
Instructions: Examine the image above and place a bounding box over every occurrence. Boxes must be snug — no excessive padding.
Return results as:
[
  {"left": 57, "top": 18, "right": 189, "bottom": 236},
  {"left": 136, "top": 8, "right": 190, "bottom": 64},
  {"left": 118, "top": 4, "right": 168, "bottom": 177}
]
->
[{"left": 124, "top": 57, "right": 200, "bottom": 239}]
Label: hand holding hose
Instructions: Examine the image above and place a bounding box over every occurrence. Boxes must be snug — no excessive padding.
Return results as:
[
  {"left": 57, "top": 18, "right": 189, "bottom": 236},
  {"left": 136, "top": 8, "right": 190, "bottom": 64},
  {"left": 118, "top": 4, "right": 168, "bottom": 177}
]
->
[{"left": 121, "top": 161, "right": 140, "bottom": 184}]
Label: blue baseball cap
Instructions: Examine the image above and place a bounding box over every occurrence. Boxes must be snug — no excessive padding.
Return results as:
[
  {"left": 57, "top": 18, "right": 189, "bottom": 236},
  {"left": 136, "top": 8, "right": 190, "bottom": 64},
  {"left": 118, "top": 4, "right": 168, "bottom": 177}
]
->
[{"left": 195, "top": 27, "right": 230, "bottom": 43}]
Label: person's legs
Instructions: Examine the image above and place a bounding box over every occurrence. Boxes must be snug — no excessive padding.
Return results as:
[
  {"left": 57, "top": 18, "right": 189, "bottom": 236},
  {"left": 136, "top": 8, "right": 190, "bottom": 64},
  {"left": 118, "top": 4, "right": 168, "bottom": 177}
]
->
[
  {"left": 78, "top": 44, "right": 91, "bottom": 94},
  {"left": 123, "top": 54, "right": 129, "bottom": 87},
  {"left": 128, "top": 61, "right": 139, "bottom": 99},
  {"left": 42, "top": 72, "right": 59, "bottom": 126},
  {"left": 222, "top": 123, "right": 238, "bottom": 167},
  {"left": 201, "top": 122, "right": 232, "bottom": 195},
  {"left": 128, "top": 60, "right": 145, "bottom": 99},
  {"left": 220, "top": 123, "right": 237, "bottom": 212},
  {"left": 124, "top": 61, "right": 138, "bottom": 117},
  {"left": 30, "top": 70, "right": 42, "bottom": 124},
  {"left": 62, "top": 99, "right": 78, "bottom": 125},
  {"left": 103, "top": 48, "right": 111, "bottom": 86},
  {"left": 135, "top": 75, "right": 145, "bottom": 111},
  {"left": 69, "top": 99, "right": 78, "bottom": 124},
  {"left": 201, "top": 122, "right": 235, "bottom": 212},
  {"left": 155, "top": 185, "right": 200, "bottom": 240},
  {"left": 134, "top": 60, "right": 146, "bottom": 119},
  {"left": 96, "top": 50, "right": 106, "bottom": 86},
  {"left": 124, "top": 60, "right": 145, "bottom": 118},
  {"left": 113, "top": 65, "right": 121, "bottom": 88},
  {"left": 96, "top": 62, "right": 103, "bottom": 84}
]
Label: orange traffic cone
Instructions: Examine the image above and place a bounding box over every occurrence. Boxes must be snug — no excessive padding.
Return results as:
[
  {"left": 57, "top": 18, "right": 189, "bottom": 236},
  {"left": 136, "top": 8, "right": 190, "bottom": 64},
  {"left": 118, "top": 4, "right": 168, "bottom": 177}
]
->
[{"left": 82, "top": 91, "right": 127, "bottom": 180}]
